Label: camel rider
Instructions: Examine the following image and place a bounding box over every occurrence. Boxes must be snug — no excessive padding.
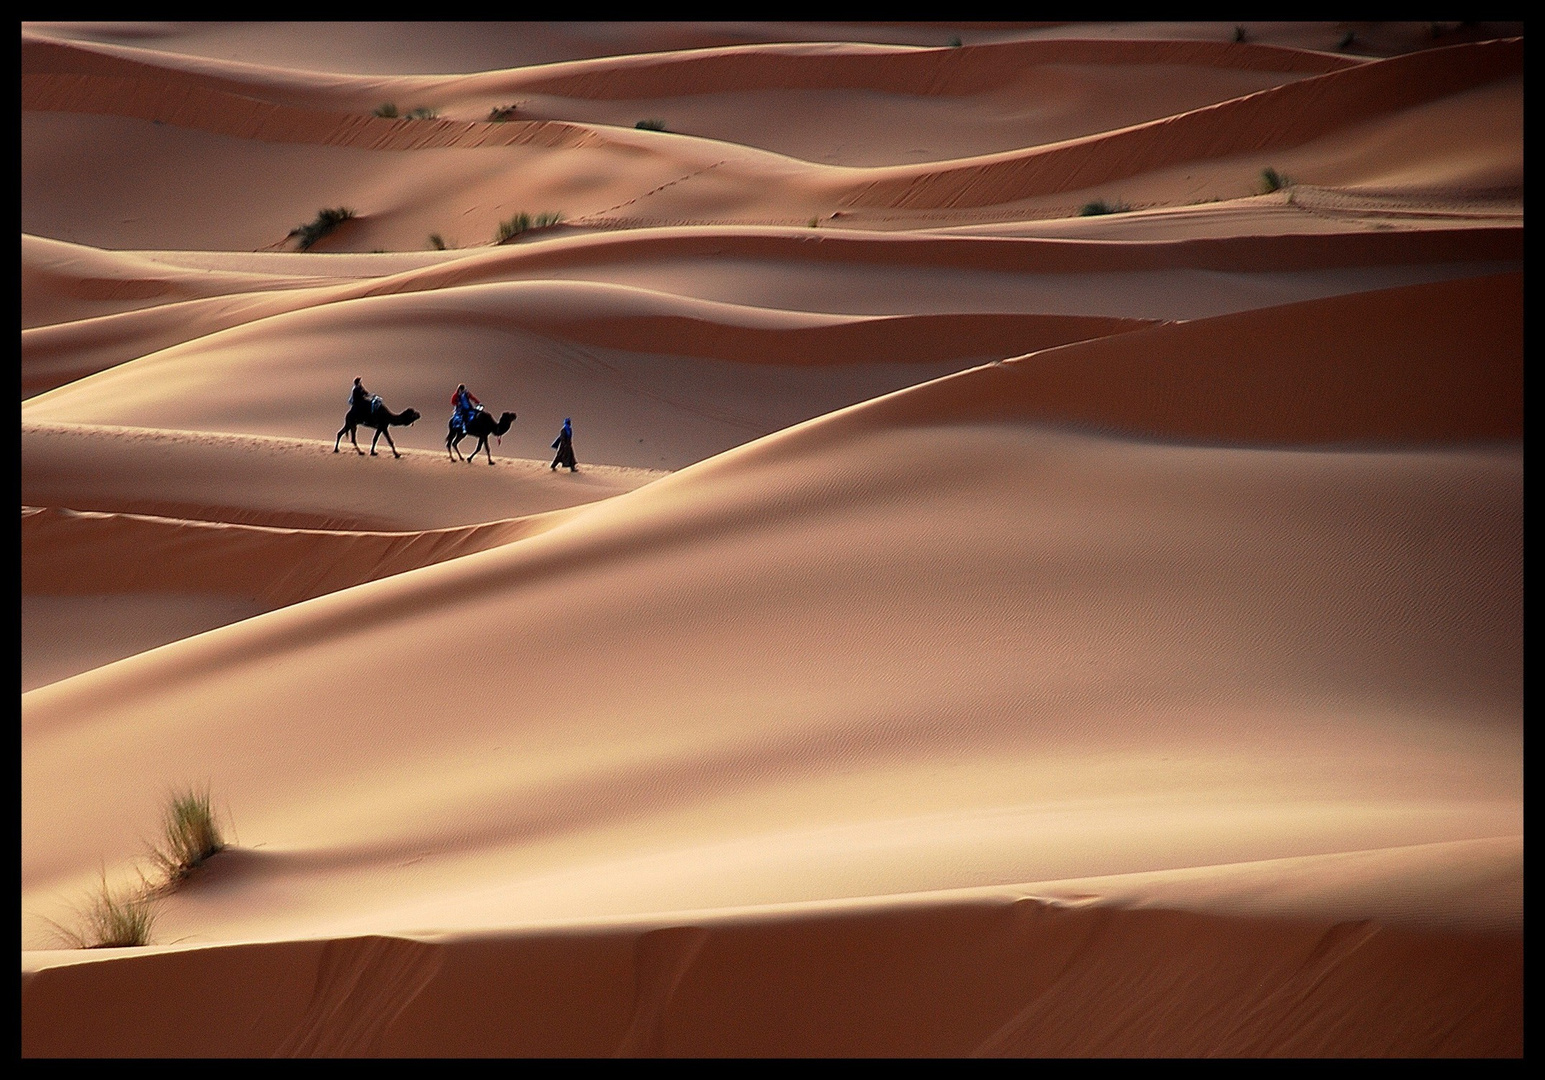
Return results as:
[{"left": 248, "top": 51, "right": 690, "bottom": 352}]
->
[
  {"left": 350, "top": 377, "right": 381, "bottom": 417},
  {"left": 450, "top": 384, "right": 483, "bottom": 433}
]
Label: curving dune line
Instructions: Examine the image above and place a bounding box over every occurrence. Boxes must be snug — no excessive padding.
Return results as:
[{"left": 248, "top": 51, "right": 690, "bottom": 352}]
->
[
  {"left": 22, "top": 225, "right": 1520, "bottom": 398},
  {"left": 839, "top": 38, "right": 1522, "bottom": 209},
  {"left": 16, "top": 34, "right": 1369, "bottom": 166},
  {"left": 737, "top": 271, "right": 1522, "bottom": 453},
  {"left": 22, "top": 33, "right": 1358, "bottom": 115},
  {"left": 21, "top": 234, "right": 354, "bottom": 330},
  {"left": 20, "top": 894, "right": 1520, "bottom": 1057},
  {"left": 503, "top": 37, "right": 1360, "bottom": 99},
  {"left": 21, "top": 278, "right": 1156, "bottom": 399},
  {"left": 366, "top": 221, "right": 1524, "bottom": 286},
  {"left": 22, "top": 71, "right": 610, "bottom": 152},
  {"left": 22, "top": 505, "right": 553, "bottom": 608}
]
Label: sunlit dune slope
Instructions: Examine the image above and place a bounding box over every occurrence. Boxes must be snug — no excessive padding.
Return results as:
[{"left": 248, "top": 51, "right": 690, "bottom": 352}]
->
[
  {"left": 21, "top": 222, "right": 1519, "bottom": 399},
  {"left": 20, "top": 423, "right": 661, "bottom": 531},
  {"left": 22, "top": 281, "right": 1149, "bottom": 465},
  {"left": 24, "top": 272, "right": 1520, "bottom": 950}
]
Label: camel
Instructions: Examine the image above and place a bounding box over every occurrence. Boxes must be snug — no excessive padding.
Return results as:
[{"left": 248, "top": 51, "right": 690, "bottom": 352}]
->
[
  {"left": 334, "top": 399, "right": 421, "bottom": 458},
  {"left": 447, "top": 408, "right": 518, "bottom": 464}
]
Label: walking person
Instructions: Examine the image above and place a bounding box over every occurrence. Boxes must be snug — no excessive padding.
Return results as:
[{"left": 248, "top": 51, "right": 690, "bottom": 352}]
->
[{"left": 550, "top": 417, "right": 577, "bottom": 472}]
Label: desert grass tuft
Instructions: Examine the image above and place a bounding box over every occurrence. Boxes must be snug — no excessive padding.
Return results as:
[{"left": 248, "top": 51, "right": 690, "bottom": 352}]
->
[
  {"left": 496, "top": 211, "right": 563, "bottom": 243},
  {"left": 1338, "top": 31, "right": 1357, "bottom": 51},
  {"left": 1259, "top": 166, "right": 1291, "bottom": 194},
  {"left": 429, "top": 233, "right": 447, "bottom": 250},
  {"left": 487, "top": 104, "right": 520, "bottom": 122},
  {"left": 146, "top": 784, "right": 226, "bottom": 885},
  {"left": 40, "top": 869, "right": 159, "bottom": 949},
  {"left": 635, "top": 118, "right": 668, "bottom": 131},
  {"left": 1079, "top": 199, "right": 1129, "bottom": 216},
  {"left": 374, "top": 103, "right": 399, "bottom": 118},
  {"left": 405, "top": 106, "right": 438, "bottom": 120},
  {"left": 1233, "top": 25, "right": 1247, "bottom": 43},
  {"left": 289, "top": 206, "right": 356, "bottom": 251}
]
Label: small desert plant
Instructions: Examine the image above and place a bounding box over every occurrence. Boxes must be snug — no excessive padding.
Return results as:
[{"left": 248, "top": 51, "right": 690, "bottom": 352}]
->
[
  {"left": 41, "top": 869, "right": 159, "bottom": 949},
  {"left": 146, "top": 784, "right": 226, "bottom": 885},
  {"left": 948, "top": 35, "right": 963, "bottom": 47},
  {"left": 374, "top": 103, "right": 399, "bottom": 118},
  {"left": 487, "top": 104, "right": 520, "bottom": 122},
  {"left": 495, "top": 211, "right": 563, "bottom": 243},
  {"left": 406, "top": 106, "right": 438, "bottom": 120},
  {"left": 289, "top": 206, "right": 356, "bottom": 251},
  {"left": 498, "top": 212, "right": 533, "bottom": 241},
  {"left": 1079, "top": 199, "right": 1129, "bottom": 216},
  {"left": 1259, "top": 166, "right": 1291, "bottom": 194},
  {"left": 1338, "top": 31, "right": 1357, "bottom": 51},
  {"left": 1233, "top": 25, "right": 1247, "bottom": 43},
  {"left": 635, "top": 118, "right": 668, "bottom": 131},
  {"left": 429, "top": 233, "right": 447, "bottom": 250},
  {"left": 808, "top": 217, "right": 820, "bottom": 228}
]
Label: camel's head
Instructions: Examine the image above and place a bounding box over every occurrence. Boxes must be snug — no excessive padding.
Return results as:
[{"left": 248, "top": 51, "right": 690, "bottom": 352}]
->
[
  {"left": 401, "top": 408, "right": 421, "bottom": 426},
  {"left": 499, "top": 412, "right": 517, "bottom": 424}
]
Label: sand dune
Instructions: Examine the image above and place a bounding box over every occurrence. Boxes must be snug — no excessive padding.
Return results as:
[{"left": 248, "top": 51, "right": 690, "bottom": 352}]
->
[
  {"left": 21, "top": 21, "right": 1520, "bottom": 1057},
  {"left": 21, "top": 222, "right": 1518, "bottom": 396}
]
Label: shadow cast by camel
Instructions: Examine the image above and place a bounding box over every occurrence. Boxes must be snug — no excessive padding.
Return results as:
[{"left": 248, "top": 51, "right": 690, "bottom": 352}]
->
[
  {"left": 335, "top": 399, "right": 421, "bottom": 458},
  {"left": 447, "top": 408, "right": 517, "bottom": 464}
]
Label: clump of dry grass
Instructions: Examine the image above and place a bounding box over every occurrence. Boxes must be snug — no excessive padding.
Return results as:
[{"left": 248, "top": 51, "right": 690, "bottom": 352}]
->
[
  {"left": 496, "top": 211, "right": 564, "bottom": 243},
  {"left": 147, "top": 784, "right": 226, "bottom": 885},
  {"left": 289, "top": 206, "right": 355, "bottom": 251},
  {"left": 1259, "top": 166, "right": 1292, "bottom": 194},
  {"left": 35, "top": 785, "right": 231, "bottom": 950},
  {"left": 40, "top": 869, "right": 160, "bottom": 949}
]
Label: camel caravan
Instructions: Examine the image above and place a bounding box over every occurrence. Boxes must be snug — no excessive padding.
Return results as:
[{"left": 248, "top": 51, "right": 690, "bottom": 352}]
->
[{"left": 335, "top": 378, "right": 569, "bottom": 469}]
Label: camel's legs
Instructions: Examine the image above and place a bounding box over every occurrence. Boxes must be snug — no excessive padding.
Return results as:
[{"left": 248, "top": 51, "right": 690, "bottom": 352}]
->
[
  {"left": 334, "top": 425, "right": 348, "bottom": 453},
  {"left": 379, "top": 427, "right": 400, "bottom": 458}
]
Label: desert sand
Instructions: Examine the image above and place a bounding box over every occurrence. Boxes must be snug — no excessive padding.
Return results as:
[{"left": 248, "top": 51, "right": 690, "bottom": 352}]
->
[{"left": 21, "top": 21, "right": 1521, "bottom": 1057}]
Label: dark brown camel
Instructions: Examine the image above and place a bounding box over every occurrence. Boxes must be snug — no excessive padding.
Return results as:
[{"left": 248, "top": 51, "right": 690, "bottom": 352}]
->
[
  {"left": 447, "top": 409, "right": 517, "bottom": 464},
  {"left": 335, "top": 400, "right": 421, "bottom": 458}
]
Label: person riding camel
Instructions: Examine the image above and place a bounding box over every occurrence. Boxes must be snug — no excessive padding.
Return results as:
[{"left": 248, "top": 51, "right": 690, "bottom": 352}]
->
[
  {"left": 350, "top": 377, "right": 380, "bottom": 417},
  {"left": 450, "top": 384, "right": 483, "bottom": 434}
]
